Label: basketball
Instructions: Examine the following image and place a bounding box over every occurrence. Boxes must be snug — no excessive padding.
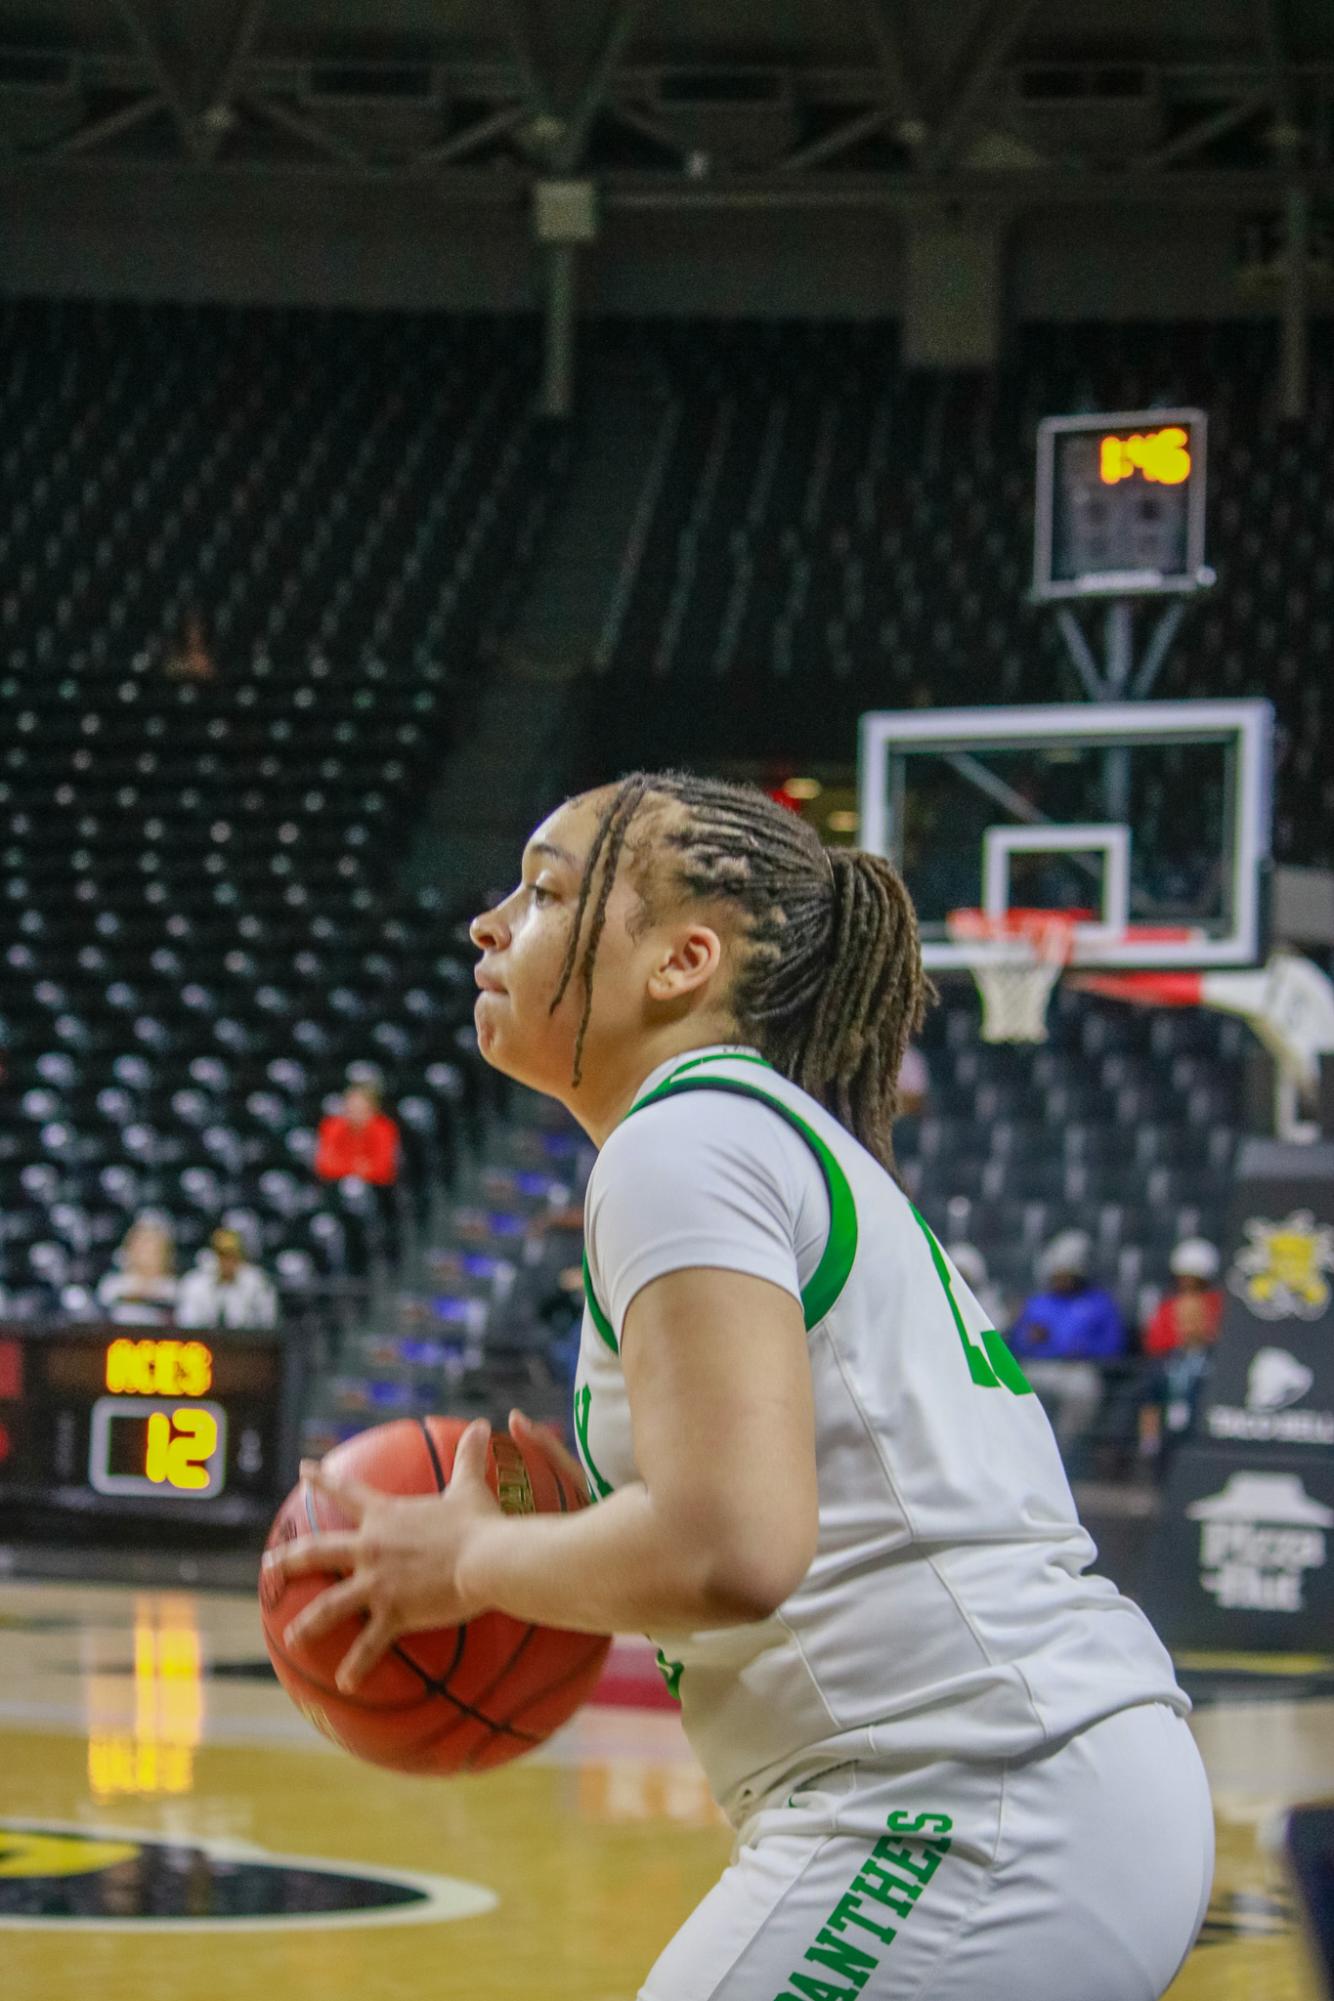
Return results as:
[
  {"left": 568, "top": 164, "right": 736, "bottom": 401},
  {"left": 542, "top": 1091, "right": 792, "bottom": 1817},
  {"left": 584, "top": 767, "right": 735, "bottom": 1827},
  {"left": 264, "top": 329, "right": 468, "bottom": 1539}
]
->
[{"left": 259, "top": 1417, "right": 611, "bottom": 1775}]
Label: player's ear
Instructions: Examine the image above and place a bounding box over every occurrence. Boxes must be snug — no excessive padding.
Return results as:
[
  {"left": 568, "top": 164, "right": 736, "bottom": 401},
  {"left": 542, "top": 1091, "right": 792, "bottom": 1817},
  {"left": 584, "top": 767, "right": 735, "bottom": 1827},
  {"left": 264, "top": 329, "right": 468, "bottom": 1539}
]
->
[{"left": 648, "top": 920, "right": 724, "bottom": 1000}]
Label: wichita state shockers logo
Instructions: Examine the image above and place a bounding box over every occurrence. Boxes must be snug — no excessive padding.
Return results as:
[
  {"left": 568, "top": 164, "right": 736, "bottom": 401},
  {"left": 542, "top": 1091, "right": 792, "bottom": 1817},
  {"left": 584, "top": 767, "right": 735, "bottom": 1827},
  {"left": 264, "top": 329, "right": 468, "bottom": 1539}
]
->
[
  {"left": 0, "top": 1821, "right": 496, "bottom": 1930},
  {"left": 1229, "top": 1211, "right": 1334, "bottom": 1322}
]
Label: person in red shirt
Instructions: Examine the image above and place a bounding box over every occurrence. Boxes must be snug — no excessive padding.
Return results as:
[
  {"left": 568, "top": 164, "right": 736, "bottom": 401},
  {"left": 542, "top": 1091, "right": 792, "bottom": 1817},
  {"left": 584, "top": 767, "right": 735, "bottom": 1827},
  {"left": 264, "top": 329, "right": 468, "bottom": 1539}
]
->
[
  {"left": 315, "top": 1081, "right": 400, "bottom": 1187},
  {"left": 1142, "top": 1239, "right": 1224, "bottom": 1356},
  {"left": 1138, "top": 1238, "right": 1224, "bottom": 1464},
  {"left": 315, "top": 1076, "right": 403, "bottom": 1269}
]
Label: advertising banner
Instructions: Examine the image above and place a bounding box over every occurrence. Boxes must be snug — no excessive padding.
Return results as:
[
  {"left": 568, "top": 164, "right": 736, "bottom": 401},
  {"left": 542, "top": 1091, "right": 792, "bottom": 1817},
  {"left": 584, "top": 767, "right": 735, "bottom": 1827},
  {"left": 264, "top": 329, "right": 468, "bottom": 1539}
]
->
[
  {"left": 1147, "top": 1447, "right": 1334, "bottom": 1649},
  {"left": 1149, "top": 1140, "right": 1334, "bottom": 1649}
]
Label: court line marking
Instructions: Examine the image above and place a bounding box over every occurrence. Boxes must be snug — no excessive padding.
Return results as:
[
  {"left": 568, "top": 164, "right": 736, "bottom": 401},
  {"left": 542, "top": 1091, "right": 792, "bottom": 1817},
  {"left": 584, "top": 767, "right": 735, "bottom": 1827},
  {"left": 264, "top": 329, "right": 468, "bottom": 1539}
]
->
[
  {"left": 1175, "top": 1652, "right": 1334, "bottom": 1676},
  {"left": 0, "top": 1817, "right": 499, "bottom": 1932}
]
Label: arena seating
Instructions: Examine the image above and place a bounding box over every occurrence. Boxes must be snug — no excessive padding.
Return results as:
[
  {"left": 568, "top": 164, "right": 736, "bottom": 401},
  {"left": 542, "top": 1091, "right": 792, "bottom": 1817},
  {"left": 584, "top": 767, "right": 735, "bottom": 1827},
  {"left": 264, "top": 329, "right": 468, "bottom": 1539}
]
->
[
  {"left": 304, "top": 1090, "right": 594, "bottom": 1450},
  {"left": 0, "top": 303, "right": 1285, "bottom": 1480},
  {"left": 0, "top": 299, "right": 567, "bottom": 1317}
]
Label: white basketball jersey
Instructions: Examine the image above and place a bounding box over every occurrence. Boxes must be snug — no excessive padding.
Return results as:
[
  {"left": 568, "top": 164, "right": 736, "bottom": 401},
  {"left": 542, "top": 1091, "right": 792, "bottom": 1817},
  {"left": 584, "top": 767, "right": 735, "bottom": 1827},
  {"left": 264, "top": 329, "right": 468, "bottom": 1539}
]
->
[{"left": 574, "top": 1045, "right": 1187, "bottom": 1826}]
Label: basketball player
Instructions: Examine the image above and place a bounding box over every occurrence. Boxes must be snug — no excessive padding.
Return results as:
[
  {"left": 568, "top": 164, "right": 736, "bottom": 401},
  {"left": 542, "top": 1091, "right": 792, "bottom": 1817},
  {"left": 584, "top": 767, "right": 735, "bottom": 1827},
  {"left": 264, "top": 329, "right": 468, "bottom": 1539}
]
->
[{"left": 275, "top": 772, "right": 1214, "bottom": 2001}]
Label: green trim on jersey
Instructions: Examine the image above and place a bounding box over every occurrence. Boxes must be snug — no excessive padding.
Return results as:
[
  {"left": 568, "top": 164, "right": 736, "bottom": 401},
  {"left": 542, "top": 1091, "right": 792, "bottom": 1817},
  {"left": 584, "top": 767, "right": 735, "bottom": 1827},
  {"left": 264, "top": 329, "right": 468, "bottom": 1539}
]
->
[
  {"left": 637, "top": 1049, "right": 778, "bottom": 1092},
  {"left": 654, "top": 1649, "right": 684, "bottom": 1701},
  {"left": 573, "top": 1383, "right": 613, "bottom": 1500},
  {"left": 582, "top": 1254, "right": 618, "bottom": 1354},
  {"left": 909, "top": 1203, "right": 1033, "bottom": 1397},
  {"left": 582, "top": 1051, "right": 859, "bottom": 1353}
]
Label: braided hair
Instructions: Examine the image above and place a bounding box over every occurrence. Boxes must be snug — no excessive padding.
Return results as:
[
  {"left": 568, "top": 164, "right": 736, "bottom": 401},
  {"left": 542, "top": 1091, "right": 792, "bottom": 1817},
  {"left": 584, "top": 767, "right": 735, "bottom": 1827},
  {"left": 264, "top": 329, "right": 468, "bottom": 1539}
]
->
[{"left": 547, "top": 770, "right": 934, "bottom": 1171}]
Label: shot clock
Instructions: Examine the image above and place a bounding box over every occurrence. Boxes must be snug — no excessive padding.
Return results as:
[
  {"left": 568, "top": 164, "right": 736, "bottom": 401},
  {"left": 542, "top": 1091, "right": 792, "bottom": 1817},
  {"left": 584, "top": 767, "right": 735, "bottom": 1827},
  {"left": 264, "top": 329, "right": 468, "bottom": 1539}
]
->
[
  {"left": 1033, "top": 408, "right": 1211, "bottom": 600},
  {"left": 0, "top": 1322, "right": 304, "bottom": 1527}
]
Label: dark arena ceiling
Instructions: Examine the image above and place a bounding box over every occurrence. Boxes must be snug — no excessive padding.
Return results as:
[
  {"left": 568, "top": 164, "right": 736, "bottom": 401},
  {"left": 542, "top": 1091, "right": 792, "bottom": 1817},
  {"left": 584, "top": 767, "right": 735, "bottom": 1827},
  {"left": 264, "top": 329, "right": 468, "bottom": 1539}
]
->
[{"left": 0, "top": 0, "right": 1331, "bottom": 200}]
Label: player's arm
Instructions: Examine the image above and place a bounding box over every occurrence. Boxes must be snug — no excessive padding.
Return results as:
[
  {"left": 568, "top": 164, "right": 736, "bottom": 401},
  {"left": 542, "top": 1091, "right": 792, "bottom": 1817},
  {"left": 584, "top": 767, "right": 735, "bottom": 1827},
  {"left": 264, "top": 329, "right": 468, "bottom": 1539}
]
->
[
  {"left": 468, "top": 1264, "right": 819, "bottom": 1632},
  {"left": 266, "top": 1265, "right": 819, "bottom": 1690}
]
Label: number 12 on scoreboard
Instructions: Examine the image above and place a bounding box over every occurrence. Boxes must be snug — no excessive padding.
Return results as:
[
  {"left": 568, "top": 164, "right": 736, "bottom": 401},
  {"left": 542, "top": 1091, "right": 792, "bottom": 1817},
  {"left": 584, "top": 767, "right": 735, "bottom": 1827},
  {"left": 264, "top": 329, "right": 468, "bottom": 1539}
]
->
[{"left": 88, "top": 1396, "right": 229, "bottom": 1499}]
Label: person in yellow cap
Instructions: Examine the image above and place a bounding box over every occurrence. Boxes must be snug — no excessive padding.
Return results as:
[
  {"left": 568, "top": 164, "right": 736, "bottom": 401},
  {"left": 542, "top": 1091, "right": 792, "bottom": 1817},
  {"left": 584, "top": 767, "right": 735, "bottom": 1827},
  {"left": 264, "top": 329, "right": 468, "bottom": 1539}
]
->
[{"left": 176, "top": 1226, "right": 278, "bottom": 1330}]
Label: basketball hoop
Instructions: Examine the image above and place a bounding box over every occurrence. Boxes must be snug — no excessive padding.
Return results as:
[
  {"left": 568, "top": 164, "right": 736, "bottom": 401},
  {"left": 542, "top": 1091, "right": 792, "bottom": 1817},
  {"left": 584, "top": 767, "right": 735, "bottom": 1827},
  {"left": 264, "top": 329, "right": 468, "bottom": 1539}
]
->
[
  {"left": 1072, "top": 949, "right": 1334, "bottom": 1095},
  {"left": 946, "top": 908, "right": 1078, "bottom": 1044}
]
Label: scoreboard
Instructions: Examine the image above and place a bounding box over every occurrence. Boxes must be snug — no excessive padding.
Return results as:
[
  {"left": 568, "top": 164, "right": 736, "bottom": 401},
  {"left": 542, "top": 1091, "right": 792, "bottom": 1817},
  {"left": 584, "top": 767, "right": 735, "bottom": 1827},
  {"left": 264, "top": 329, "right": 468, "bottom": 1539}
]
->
[
  {"left": 0, "top": 1322, "right": 305, "bottom": 1526},
  {"left": 1033, "top": 408, "right": 1211, "bottom": 600}
]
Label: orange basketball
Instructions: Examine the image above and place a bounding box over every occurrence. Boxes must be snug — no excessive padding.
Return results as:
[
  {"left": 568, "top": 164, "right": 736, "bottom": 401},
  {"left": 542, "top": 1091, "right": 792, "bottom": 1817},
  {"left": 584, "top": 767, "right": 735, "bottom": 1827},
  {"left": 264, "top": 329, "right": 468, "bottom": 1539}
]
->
[{"left": 259, "top": 1416, "right": 611, "bottom": 1775}]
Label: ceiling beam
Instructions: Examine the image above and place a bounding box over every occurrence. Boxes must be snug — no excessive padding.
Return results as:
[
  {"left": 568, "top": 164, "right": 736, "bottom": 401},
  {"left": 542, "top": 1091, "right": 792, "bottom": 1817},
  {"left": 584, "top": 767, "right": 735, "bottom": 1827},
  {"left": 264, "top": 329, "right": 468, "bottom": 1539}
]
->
[
  {"left": 239, "top": 90, "right": 374, "bottom": 171},
  {"left": 198, "top": 0, "right": 270, "bottom": 162},
  {"left": 41, "top": 90, "right": 164, "bottom": 158},
  {"left": 412, "top": 103, "right": 528, "bottom": 171},
  {"left": 9, "top": 152, "right": 1334, "bottom": 210},
  {"left": 106, "top": 0, "right": 202, "bottom": 161},
  {"left": 921, "top": 0, "right": 1042, "bottom": 174},
  {"left": 779, "top": 105, "right": 893, "bottom": 175},
  {"left": 1256, "top": 0, "right": 1297, "bottom": 140},
  {"left": 497, "top": 0, "right": 555, "bottom": 122},
  {"left": 1139, "top": 89, "right": 1270, "bottom": 169},
  {"left": 553, "top": 0, "right": 646, "bottom": 172},
  {"left": 605, "top": 162, "right": 1334, "bottom": 211},
  {"left": 603, "top": 100, "right": 694, "bottom": 162},
  {"left": 859, "top": 0, "right": 929, "bottom": 148}
]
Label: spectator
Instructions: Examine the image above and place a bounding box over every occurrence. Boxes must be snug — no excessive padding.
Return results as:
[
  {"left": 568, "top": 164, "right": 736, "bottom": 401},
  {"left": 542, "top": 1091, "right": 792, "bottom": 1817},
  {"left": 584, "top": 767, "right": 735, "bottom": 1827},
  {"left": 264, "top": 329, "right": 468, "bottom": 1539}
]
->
[
  {"left": 346, "top": 1060, "right": 385, "bottom": 1094},
  {"left": 896, "top": 1045, "right": 930, "bottom": 1118},
  {"left": 316, "top": 1071, "right": 403, "bottom": 1265},
  {"left": 315, "top": 1078, "right": 400, "bottom": 1187},
  {"left": 1138, "top": 1239, "right": 1224, "bottom": 1463},
  {"left": 177, "top": 1227, "right": 279, "bottom": 1330},
  {"left": 1141, "top": 1239, "right": 1224, "bottom": 1356},
  {"left": 945, "top": 1241, "right": 1009, "bottom": 1331},
  {"left": 165, "top": 606, "right": 216, "bottom": 682},
  {"left": 97, "top": 1213, "right": 178, "bottom": 1326},
  {"left": 1009, "top": 1230, "right": 1127, "bottom": 1450}
]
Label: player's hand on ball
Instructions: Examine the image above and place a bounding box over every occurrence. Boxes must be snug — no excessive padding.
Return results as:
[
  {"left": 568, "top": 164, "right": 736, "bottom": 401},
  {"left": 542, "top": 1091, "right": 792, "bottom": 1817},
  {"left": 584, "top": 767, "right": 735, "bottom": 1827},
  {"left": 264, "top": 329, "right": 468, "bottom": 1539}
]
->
[
  {"left": 507, "top": 1407, "right": 591, "bottom": 1496},
  {"left": 262, "top": 1416, "right": 503, "bottom": 1692}
]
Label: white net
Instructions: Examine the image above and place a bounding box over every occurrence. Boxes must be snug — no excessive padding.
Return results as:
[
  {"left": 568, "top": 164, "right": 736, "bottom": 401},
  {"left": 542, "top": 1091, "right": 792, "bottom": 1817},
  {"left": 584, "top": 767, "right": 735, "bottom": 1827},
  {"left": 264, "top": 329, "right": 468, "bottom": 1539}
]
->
[{"left": 947, "top": 911, "right": 1077, "bottom": 1044}]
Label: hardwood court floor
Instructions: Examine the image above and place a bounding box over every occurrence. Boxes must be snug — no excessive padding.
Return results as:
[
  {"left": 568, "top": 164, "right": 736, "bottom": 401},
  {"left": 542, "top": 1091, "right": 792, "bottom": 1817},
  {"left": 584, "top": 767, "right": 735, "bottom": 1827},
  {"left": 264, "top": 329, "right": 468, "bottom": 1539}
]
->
[{"left": 0, "top": 1580, "right": 1329, "bottom": 2001}]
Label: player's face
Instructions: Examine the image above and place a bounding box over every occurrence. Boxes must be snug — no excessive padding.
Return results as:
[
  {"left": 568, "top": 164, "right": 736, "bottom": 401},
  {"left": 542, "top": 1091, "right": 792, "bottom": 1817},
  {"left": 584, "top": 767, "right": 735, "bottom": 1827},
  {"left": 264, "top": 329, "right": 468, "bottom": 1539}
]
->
[
  {"left": 468, "top": 784, "right": 640, "bottom": 1096},
  {"left": 470, "top": 788, "right": 736, "bottom": 1112}
]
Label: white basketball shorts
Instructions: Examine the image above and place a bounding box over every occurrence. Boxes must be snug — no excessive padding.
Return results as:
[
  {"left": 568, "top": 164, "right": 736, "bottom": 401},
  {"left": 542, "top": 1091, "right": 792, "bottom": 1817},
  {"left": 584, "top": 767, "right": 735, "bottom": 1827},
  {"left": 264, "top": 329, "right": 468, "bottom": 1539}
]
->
[{"left": 638, "top": 1702, "right": 1214, "bottom": 2001}]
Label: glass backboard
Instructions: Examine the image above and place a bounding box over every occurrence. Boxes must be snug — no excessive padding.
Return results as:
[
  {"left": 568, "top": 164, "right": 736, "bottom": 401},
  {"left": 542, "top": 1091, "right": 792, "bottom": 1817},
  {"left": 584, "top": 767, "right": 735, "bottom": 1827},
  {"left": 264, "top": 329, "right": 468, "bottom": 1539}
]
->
[{"left": 858, "top": 700, "right": 1273, "bottom": 972}]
